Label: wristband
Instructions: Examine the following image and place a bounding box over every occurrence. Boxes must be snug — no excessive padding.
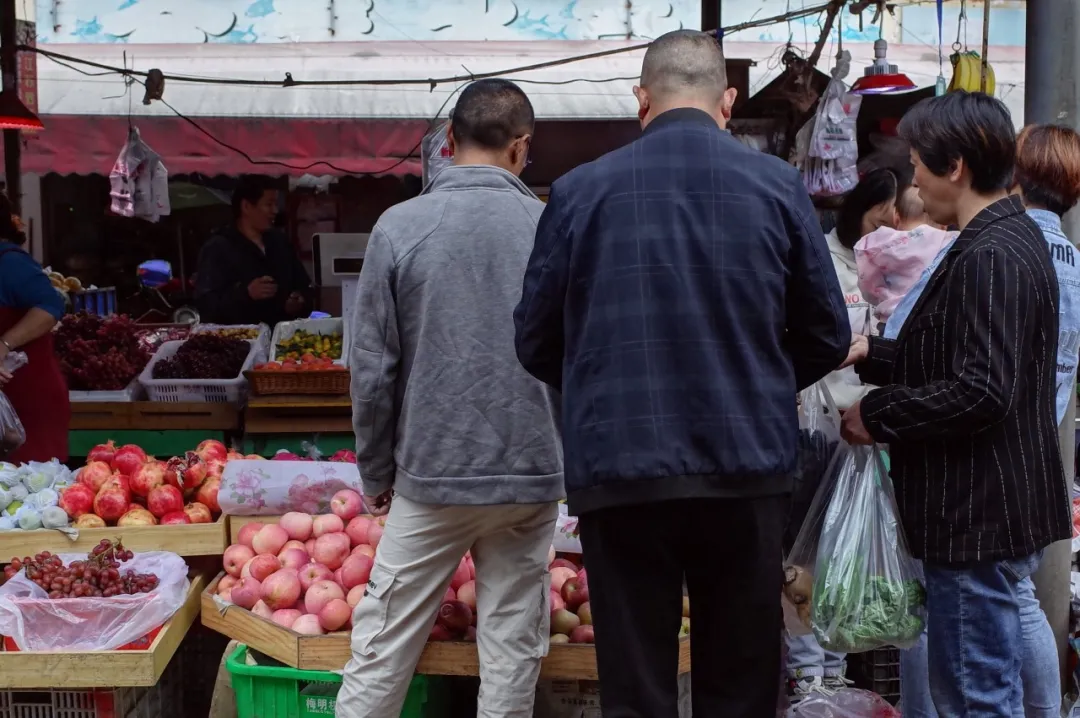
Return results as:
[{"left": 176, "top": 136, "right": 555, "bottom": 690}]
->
[{"left": 0, "top": 339, "right": 11, "bottom": 352}]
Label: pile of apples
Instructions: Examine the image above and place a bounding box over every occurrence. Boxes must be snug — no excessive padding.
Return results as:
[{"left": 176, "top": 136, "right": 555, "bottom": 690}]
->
[
  {"left": 215, "top": 489, "right": 380, "bottom": 636},
  {"left": 547, "top": 554, "right": 593, "bottom": 644},
  {"left": 58, "top": 439, "right": 239, "bottom": 528}
]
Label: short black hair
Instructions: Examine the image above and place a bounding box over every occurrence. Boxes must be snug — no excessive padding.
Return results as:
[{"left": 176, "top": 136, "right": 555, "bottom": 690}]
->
[
  {"left": 835, "top": 168, "right": 902, "bottom": 248},
  {"left": 640, "top": 30, "right": 727, "bottom": 101},
  {"left": 897, "top": 91, "right": 1016, "bottom": 194},
  {"left": 232, "top": 175, "right": 276, "bottom": 218},
  {"left": 450, "top": 79, "right": 535, "bottom": 151}
]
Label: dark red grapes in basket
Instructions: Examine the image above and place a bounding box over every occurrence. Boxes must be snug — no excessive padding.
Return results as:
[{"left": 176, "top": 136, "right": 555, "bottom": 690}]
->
[
  {"left": 152, "top": 334, "right": 250, "bottom": 380},
  {"left": 3, "top": 539, "right": 159, "bottom": 599}
]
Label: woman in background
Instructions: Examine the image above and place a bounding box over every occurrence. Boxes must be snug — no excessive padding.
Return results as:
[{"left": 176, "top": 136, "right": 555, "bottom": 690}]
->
[
  {"left": 896, "top": 123, "right": 1080, "bottom": 717},
  {"left": 0, "top": 193, "right": 68, "bottom": 463},
  {"left": 787, "top": 168, "right": 906, "bottom": 702}
]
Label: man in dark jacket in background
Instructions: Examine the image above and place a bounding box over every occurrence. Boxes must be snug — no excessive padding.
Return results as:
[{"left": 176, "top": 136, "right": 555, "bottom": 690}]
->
[
  {"left": 194, "top": 175, "right": 313, "bottom": 326},
  {"left": 514, "top": 30, "right": 850, "bottom": 717}
]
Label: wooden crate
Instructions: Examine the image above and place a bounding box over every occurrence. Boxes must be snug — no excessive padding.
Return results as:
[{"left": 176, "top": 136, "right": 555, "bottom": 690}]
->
[
  {"left": 201, "top": 573, "right": 691, "bottom": 678},
  {"left": 69, "top": 401, "right": 241, "bottom": 431},
  {"left": 0, "top": 516, "right": 228, "bottom": 560},
  {"left": 0, "top": 572, "right": 208, "bottom": 688},
  {"left": 244, "top": 395, "right": 352, "bottom": 434}
]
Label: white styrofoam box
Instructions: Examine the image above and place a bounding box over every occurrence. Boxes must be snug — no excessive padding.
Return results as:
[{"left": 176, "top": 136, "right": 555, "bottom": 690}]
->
[
  {"left": 270, "top": 317, "right": 348, "bottom": 367},
  {"left": 68, "top": 376, "right": 143, "bottom": 403},
  {"left": 138, "top": 339, "right": 257, "bottom": 404}
]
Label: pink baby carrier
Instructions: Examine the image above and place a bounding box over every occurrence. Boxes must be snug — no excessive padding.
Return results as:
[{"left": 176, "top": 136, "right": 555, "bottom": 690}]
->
[{"left": 855, "top": 225, "right": 957, "bottom": 326}]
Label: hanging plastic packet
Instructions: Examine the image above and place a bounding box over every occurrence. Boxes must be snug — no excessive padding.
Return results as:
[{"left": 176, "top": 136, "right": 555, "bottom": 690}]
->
[
  {"left": 785, "top": 444, "right": 925, "bottom": 652},
  {"left": 0, "top": 352, "right": 28, "bottom": 459},
  {"left": 422, "top": 120, "right": 453, "bottom": 186}
]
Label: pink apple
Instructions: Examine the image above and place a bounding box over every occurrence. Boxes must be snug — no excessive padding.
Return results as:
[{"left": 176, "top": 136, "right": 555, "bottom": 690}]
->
[
  {"left": 223, "top": 544, "right": 255, "bottom": 578},
  {"left": 299, "top": 563, "right": 334, "bottom": 593},
  {"left": 345, "top": 516, "right": 373, "bottom": 547},
  {"left": 261, "top": 568, "right": 302, "bottom": 610},
  {"left": 217, "top": 575, "right": 238, "bottom": 594},
  {"left": 230, "top": 577, "right": 262, "bottom": 610},
  {"left": 443, "top": 587, "right": 456, "bottom": 603},
  {"left": 252, "top": 524, "right": 290, "bottom": 556},
  {"left": 334, "top": 567, "right": 344, "bottom": 585},
  {"left": 243, "top": 554, "right": 282, "bottom": 582},
  {"left": 367, "top": 520, "right": 384, "bottom": 548},
  {"left": 456, "top": 580, "right": 477, "bottom": 611},
  {"left": 305, "top": 538, "right": 317, "bottom": 555},
  {"left": 351, "top": 544, "right": 376, "bottom": 559},
  {"left": 271, "top": 608, "right": 304, "bottom": 629},
  {"left": 251, "top": 600, "right": 274, "bottom": 620},
  {"left": 450, "top": 558, "right": 471, "bottom": 591},
  {"left": 236, "top": 521, "right": 264, "bottom": 548},
  {"left": 347, "top": 584, "right": 365, "bottom": 608},
  {"left": 549, "top": 590, "right": 566, "bottom": 612},
  {"left": 330, "top": 490, "right": 363, "bottom": 521},
  {"left": 465, "top": 553, "right": 476, "bottom": 580},
  {"left": 279, "top": 539, "right": 306, "bottom": 555},
  {"left": 292, "top": 614, "right": 324, "bottom": 635},
  {"left": 313, "top": 514, "right": 345, "bottom": 538},
  {"left": 340, "top": 554, "right": 374, "bottom": 590},
  {"left": 550, "top": 567, "right": 577, "bottom": 593},
  {"left": 279, "top": 547, "right": 310, "bottom": 571},
  {"left": 312, "top": 532, "right": 351, "bottom": 571},
  {"left": 547, "top": 545, "right": 556, "bottom": 566},
  {"left": 279, "top": 512, "right": 314, "bottom": 541},
  {"left": 304, "top": 580, "right": 345, "bottom": 615},
  {"left": 318, "top": 598, "right": 352, "bottom": 631}
]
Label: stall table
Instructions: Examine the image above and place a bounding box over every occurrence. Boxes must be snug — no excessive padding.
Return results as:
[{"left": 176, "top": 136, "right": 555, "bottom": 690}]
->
[{"left": 68, "top": 401, "right": 242, "bottom": 458}]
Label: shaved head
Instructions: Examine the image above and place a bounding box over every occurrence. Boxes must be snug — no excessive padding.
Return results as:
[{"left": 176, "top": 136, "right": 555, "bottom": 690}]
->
[{"left": 640, "top": 30, "right": 727, "bottom": 103}]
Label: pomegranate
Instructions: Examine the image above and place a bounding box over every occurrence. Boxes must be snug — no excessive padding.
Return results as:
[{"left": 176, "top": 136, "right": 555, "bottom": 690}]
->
[
  {"left": 100, "top": 474, "right": 132, "bottom": 502},
  {"left": 181, "top": 453, "right": 208, "bottom": 492},
  {"left": 227, "top": 450, "right": 245, "bottom": 461},
  {"left": 183, "top": 502, "right": 213, "bottom": 524},
  {"left": 195, "top": 439, "right": 227, "bottom": 464},
  {"left": 131, "top": 461, "right": 168, "bottom": 498},
  {"left": 329, "top": 449, "right": 357, "bottom": 463},
  {"left": 73, "top": 513, "right": 106, "bottom": 528},
  {"left": 436, "top": 600, "right": 473, "bottom": 636},
  {"left": 163, "top": 456, "right": 185, "bottom": 491},
  {"left": 273, "top": 451, "right": 301, "bottom": 461},
  {"left": 78, "top": 461, "right": 114, "bottom": 493},
  {"left": 205, "top": 459, "right": 225, "bottom": 478},
  {"left": 318, "top": 599, "right": 352, "bottom": 631},
  {"left": 117, "top": 508, "right": 157, "bottom": 526},
  {"left": 87, "top": 439, "right": 117, "bottom": 465},
  {"left": 160, "top": 511, "right": 191, "bottom": 525},
  {"left": 111, "top": 444, "right": 148, "bottom": 477},
  {"left": 93, "top": 487, "right": 130, "bottom": 522},
  {"left": 194, "top": 478, "right": 221, "bottom": 514},
  {"left": 147, "top": 485, "right": 184, "bottom": 518},
  {"left": 58, "top": 483, "right": 94, "bottom": 518}
]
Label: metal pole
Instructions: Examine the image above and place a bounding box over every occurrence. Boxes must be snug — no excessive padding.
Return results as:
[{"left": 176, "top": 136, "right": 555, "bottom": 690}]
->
[
  {"left": 1025, "top": 0, "right": 1079, "bottom": 685},
  {"left": 979, "top": 0, "right": 991, "bottom": 93},
  {"left": 701, "top": 0, "right": 720, "bottom": 37},
  {"left": 1, "top": 0, "right": 20, "bottom": 215}
]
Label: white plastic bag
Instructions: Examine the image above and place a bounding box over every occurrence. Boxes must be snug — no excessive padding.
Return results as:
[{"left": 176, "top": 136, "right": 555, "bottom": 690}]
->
[
  {"left": 788, "top": 688, "right": 900, "bottom": 716},
  {"left": 552, "top": 503, "right": 582, "bottom": 554},
  {"left": 421, "top": 120, "right": 453, "bottom": 186},
  {"left": 0, "top": 551, "right": 189, "bottom": 651}
]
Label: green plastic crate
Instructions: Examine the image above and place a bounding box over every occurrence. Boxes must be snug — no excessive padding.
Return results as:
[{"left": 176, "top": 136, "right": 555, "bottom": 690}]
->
[{"left": 227, "top": 645, "right": 430, "bottom": 718}]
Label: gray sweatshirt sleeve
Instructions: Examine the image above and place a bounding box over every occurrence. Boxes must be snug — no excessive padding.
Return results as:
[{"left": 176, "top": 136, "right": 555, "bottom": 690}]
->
[{"left": 350, "top": 226, "right": 401, "bottom": 496}]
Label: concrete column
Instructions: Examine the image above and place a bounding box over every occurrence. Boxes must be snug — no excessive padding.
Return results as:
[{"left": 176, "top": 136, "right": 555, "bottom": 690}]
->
[{"left": 1026, "top": 0, "right": 1080, "bottom": 682}]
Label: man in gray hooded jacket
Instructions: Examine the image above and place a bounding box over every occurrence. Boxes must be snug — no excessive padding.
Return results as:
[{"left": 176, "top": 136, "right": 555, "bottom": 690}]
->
[{"left": 337, "top": 79, "right": 563, "bottom": 718}]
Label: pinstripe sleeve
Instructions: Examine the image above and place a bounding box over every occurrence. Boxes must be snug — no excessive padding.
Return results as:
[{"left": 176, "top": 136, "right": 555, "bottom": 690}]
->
[
  {"left": 855, "top": 336, "right": 898, "bottom": 387},
  {"left": 861, "top": 244, "right": 1036, "bottom": 442}
]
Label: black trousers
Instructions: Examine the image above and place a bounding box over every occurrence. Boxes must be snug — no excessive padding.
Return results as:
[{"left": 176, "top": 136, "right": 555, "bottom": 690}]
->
[{"left": 578, "top": 495, "right": 787, "bottom": 718}]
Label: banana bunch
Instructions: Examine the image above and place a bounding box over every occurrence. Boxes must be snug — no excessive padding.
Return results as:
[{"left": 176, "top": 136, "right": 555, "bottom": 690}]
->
[{"left": 949, "top": 50, "right": 996, "bottom": 95}]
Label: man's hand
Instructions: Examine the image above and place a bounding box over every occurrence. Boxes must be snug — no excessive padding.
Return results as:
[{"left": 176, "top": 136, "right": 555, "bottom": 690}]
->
[
  {"left": 838, "top": 334, "right": 870, "bottom": 370},
  {"left": 841, "top": 400, "right": 874, "bottom": 445},
  {"left": 364, "top": 490, "right": 393, "bottom": 517},
  {"left": 248, "top": 276, "right": 278, "bottom": 301},
  {"left": 285, "top": 291, "right": 306, "bottom": 317}
]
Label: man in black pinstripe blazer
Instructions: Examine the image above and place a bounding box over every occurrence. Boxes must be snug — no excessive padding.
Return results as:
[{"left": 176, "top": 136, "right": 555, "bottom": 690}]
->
[{"left": 841, "top": 92, "right": 1070, "bottom": 717}]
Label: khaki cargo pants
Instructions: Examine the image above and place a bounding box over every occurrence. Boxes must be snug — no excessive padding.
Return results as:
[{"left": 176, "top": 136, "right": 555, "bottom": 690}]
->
[{"left": 335, "top": 495, "right": 558, "bottom": 718}]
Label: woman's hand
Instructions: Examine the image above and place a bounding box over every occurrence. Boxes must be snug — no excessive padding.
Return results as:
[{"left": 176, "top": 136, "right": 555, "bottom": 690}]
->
[
  {"left": 0, "top": 341, "right": 9, "bottom": 385},
  {"left": 838, "top": 334, "right": 870, "bottom": 370}
]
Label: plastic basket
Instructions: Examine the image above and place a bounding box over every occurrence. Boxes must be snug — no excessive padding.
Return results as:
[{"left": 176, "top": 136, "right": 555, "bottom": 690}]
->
[
  {"left": 848, "top": 646, "right": 900, "bottom": 705},
  {"left": 68, "top": 376, "right": 144, "bottom": 403},
  {"left": 227, "top": 645, "right": 430, "bottom": 718},
  {"left": 70, "top": 288, "right": 118, "bottom": 317},
  {"left": 271, "top": 318, "right": 348, "bottom": 368},
  {"left": 192, "top": 323, "right": 272, "bottom": 364},
  {"left": 138, "top": 339, "right": 257, "bottom": 404}
]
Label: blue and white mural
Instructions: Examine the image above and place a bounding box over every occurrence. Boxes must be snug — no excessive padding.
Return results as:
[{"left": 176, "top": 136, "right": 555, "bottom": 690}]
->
[{"left": 36, "top": 0, "right": 702, "bottom": 43}]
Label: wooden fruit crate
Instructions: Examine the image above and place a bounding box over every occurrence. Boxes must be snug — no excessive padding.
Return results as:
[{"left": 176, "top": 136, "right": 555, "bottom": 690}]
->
[
  {"left": 0, "top": 572, "right": 208, "bottom": 688},
  {"left": 69, "top": 401, "right": 241, "bottom": 431},
  {"left": 0, "top": 516, "right": 228, "bottom": 560},
  {"left": 201, "top": 573, "right": 691, "bottom": 678}
]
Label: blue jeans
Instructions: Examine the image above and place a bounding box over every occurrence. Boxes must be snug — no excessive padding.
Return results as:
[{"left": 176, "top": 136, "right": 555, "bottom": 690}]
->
[
  {"left": 784, "top": 631, "right": 846, "bottom": 678},
  {"left": 900, "top": 553, "right": 1059, "bottom": 717}
]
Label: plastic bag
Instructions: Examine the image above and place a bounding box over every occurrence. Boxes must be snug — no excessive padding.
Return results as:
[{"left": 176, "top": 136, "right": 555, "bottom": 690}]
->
[
  {"left": 785, "top": 445, "right": 925, "bottom": 653},
  {"left": 788, "top": 688, "right": 900, "bottom": 717},
  {"left": 0, "top": 391, "right": 24, "bottom": 458},
  {"left": 552, "top": 502, "right": 582, "bottom": 554},
  {"left": 802, "top": 52, "right": 862, "bottom": 197},
  {"left": 786, "top": 382, "right": 843, "bottom": 552},
  {"left": 421, "top": 120, "right": 453, "bottom": 186},
  {"left": 0, "top": 551, "right": 189, "bottom": 651}
]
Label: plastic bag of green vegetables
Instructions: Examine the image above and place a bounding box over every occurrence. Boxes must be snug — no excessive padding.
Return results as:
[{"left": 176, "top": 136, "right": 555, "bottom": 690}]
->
[{"left": 783, "top": 444, "right": 925, "bottom": 652}]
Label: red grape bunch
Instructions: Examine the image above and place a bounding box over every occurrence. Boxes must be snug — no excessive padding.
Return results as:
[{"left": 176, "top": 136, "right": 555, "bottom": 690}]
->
[
  {"left": 3, "top": 539, "right": 159, "bottom": 599},
  {"left": 152, "top": 333, "right": 250, "bottom": 380},
  {"left": 55, "top": 313, "right": 150, "bottom": 391}
]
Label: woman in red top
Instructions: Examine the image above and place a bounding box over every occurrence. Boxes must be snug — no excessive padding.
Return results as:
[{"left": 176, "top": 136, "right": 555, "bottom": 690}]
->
[{"left": 0, "top": 193, "right": 69, "bottom": 463}]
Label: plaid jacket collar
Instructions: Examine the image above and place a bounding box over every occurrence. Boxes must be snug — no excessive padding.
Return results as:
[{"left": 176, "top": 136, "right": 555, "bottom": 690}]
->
[{"left": 643, "top": 107, "right": 720, "bottom": 136}]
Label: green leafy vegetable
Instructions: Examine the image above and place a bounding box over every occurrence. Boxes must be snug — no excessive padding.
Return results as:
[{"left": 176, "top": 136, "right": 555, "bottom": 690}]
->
[{"left": 811, "top": 561, "right": 926, "bottom": 653}]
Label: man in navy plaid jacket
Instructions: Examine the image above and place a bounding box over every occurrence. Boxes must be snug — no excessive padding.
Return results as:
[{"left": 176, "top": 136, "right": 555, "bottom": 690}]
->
[{"left": 514, "top": 29, "right": 851, "bottom": 718}]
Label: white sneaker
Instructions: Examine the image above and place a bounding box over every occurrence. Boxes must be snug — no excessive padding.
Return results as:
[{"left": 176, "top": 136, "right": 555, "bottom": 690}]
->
[
  {"left": 788, "top": 675, "right": 833, "bottom": 703},
  {"left": 822, "top": 673, "right": 854, "bottom": 692}
]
